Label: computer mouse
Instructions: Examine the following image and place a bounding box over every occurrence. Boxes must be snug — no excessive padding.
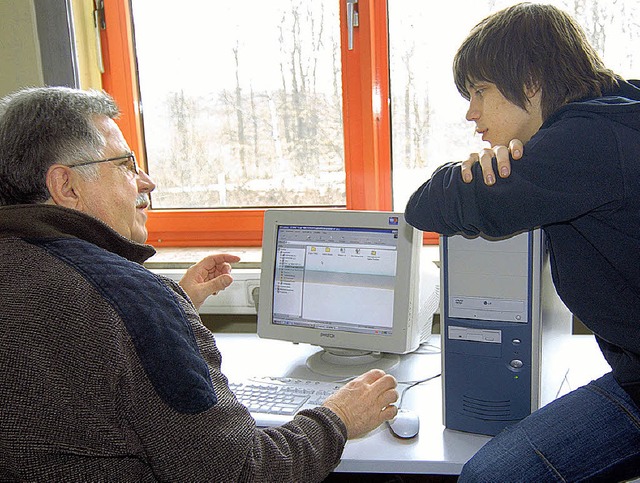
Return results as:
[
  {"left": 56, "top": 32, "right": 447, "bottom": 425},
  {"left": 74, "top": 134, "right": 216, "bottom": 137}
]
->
[{"left": 387, "top": 408, "right": 420, "bottom": 439}]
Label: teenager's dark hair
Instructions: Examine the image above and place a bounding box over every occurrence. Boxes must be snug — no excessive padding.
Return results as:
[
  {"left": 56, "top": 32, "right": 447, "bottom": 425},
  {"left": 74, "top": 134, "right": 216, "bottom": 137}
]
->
[
  {"left": 0, "top": 87, "right": 119, "bottom": 205},
  {"left": 453, "top": 2, "right": 619, "bottom": 120}
]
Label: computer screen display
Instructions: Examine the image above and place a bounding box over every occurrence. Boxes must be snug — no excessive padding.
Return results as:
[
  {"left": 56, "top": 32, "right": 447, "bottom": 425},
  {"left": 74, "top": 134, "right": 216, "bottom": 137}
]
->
[
  {"left": 273, "top": 224, "right": 398, "bottom": 335},
  {"left": 258, "top": 209, "right": 427, "bottom": 376}
]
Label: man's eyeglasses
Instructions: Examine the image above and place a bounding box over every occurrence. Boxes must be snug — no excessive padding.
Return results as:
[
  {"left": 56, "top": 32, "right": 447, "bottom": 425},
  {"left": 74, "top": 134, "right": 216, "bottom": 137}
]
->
[{"left": 68, "top": 152, "right": 139, "bottom": 175}]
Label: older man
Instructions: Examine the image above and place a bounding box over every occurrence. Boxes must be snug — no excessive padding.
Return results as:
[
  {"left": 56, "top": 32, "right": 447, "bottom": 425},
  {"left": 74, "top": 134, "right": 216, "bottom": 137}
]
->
[{"left": 0, "top": 86, "right": 397, "bottom": 481}]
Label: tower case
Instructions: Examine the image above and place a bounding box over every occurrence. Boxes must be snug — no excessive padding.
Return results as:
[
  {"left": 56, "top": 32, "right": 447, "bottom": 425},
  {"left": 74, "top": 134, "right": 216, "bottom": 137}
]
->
[{"left": 441, "top": 229, "right": 572, "bottom": 436}]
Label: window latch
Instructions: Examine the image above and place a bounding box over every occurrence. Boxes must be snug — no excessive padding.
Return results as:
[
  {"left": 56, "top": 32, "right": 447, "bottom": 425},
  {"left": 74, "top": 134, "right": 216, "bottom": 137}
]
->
[
  {"left": 93, "top": 0, "right": 105, "bottom": 29},
  {"left": 347, "top": 0, "right": 359, "bottom": 51},
  {"left": 93, "top": 0, "right": 105, "bottom": 73}
]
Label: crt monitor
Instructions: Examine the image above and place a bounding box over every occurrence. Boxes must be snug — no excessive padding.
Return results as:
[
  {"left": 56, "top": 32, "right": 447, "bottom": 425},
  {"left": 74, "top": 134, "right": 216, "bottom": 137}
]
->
[{"left": 257, "top": 209, "right": 426, "bottom": 377}]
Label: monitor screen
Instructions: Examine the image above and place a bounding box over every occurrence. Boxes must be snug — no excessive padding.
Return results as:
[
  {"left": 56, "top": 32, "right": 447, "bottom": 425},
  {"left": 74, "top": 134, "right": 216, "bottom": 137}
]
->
[{"left": 258, "top": 209, "right": 428, "bottom": 376}]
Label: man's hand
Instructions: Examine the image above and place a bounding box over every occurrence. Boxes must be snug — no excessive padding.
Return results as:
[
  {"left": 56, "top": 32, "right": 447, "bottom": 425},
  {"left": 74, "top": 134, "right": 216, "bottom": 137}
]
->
[
  {"left": 322, "top": 369, "right": 398, "bottom": 439},
  {"left": 179, "top": 254, "right": 242, "bottom": 310},
  {"left": 461, "top": 139, "right": 524, "bottom": 185}
]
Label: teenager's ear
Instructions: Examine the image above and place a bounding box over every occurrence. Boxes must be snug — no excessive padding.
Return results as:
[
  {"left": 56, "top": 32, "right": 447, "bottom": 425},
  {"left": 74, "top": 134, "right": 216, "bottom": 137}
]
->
[
  {"left": 525, "top": 81, "right": 542, "bottom": 99},
  {"left": 46, "top": 164, "right": 80, "bottom": 208}
]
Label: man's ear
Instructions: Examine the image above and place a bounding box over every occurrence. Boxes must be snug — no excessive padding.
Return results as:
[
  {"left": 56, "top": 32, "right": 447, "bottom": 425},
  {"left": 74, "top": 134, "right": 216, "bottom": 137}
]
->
[{"left": 46, "top": 165, "right": 80, "bottom": 208}]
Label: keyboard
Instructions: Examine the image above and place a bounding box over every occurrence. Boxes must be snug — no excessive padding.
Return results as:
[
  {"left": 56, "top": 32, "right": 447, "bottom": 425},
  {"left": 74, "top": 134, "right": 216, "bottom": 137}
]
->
[{"left": 229, "top": 376, "right": 344, "bottom": 427}]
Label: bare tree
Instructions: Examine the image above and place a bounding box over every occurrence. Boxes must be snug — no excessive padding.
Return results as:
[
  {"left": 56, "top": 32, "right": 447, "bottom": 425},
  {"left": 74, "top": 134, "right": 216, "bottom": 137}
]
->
[{"left": 233, "top": 42, "right": 247, "bottom": 178}]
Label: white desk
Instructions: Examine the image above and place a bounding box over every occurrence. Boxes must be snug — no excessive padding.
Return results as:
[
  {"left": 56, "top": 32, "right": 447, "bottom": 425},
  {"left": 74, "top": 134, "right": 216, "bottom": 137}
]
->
[{"left": 214, "top": 333, "right": 611, "bottom": 475}]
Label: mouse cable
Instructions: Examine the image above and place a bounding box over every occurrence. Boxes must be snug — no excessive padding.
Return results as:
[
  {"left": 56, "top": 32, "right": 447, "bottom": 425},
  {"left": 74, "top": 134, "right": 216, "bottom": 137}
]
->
[
  {"left": 397, "top": 373, "right": 441, "bottom": 408},
  {"left": 413, "top": 342, "right": 441, "bottom": 355}
]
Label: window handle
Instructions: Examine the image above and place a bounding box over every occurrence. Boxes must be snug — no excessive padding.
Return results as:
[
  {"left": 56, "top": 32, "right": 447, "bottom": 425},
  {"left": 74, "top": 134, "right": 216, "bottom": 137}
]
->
[
  {"left": 93, "top": 0, "right": 105, "bottom": 73},
  {"left": 347, "top": 0, "right": 359, "bottom": 51}
]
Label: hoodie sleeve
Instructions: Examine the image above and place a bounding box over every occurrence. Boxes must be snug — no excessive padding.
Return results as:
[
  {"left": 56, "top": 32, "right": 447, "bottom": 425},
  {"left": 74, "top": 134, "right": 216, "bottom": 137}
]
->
[{"left": 404, "top": 113, "right": 624, "bottom": 238}]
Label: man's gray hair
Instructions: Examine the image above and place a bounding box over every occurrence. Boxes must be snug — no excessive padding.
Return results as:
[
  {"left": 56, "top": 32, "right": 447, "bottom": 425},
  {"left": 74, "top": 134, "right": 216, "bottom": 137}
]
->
[{"left": 0, "top": 86, "right": 120, "bottom": 206}]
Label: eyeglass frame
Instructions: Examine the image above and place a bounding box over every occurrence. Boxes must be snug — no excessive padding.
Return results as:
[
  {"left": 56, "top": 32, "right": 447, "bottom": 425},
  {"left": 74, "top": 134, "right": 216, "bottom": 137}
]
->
[{"left": 67, "top": 152, "right": 139, "bottom": 175}]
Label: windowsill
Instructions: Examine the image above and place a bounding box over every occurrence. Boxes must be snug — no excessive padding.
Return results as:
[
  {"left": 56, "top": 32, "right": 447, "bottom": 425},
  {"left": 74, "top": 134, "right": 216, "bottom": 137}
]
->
[
  {"left": 144, "top": 245, "right": 440, "bottom": 270},
  {"left": 144, "top": 246, "right": 263, "bottom": 270}
]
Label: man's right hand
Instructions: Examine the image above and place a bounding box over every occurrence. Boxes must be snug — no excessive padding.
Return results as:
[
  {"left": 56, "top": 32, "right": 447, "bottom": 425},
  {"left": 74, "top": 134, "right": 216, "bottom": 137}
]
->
[
  {"left": 460, "top": 139, "right": 524, "bottom": 185},
  {"left": 322, "top": 369, "right": 398, "bottom": 439}
]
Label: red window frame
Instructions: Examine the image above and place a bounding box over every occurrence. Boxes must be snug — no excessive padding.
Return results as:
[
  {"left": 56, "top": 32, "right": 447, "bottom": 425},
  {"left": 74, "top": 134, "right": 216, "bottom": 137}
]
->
[{"left": 99, "top": 0, "right": 438, "bottom": 246}]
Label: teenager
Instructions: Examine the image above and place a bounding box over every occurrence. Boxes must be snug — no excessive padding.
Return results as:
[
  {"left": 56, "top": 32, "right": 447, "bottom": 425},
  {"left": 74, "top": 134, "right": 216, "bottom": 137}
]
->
[{"left": 405, "top": 3, "right": 640, "bottom": 481}]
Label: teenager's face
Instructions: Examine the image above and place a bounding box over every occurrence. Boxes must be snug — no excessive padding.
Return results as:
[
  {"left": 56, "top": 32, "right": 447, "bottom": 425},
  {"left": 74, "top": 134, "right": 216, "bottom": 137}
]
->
[{"left": 465, "top": 82, "right": 543, "bottom": 147}]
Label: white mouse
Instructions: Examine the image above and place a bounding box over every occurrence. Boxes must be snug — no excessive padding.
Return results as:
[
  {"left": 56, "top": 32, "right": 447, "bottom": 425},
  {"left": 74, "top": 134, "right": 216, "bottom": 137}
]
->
[{"left": 387, "top": 408, "right": 420, "bottom": 439}]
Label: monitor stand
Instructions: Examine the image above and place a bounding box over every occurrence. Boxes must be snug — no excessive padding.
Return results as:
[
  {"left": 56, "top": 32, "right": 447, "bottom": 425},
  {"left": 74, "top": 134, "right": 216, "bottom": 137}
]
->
[{"left": 306, "top": 347, "right": 400, "bottom": 378}]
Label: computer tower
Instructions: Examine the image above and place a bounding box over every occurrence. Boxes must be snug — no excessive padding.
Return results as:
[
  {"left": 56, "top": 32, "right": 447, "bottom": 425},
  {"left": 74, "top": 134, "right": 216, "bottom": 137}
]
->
[{"left": 440, "top": 229, "right": 572, "bottom": 436}]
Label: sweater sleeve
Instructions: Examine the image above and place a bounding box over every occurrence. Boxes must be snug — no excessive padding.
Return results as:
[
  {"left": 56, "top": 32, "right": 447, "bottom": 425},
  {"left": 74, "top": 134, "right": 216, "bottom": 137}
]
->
[
  {"left": 238, "top": 407, "right": 347, "bottom": 482},
  {"left": 404, "top": 114, "right": 624, "bottom": 238},
  {"left": 121, "top": 279, "right": 347, "bottom": 483}
]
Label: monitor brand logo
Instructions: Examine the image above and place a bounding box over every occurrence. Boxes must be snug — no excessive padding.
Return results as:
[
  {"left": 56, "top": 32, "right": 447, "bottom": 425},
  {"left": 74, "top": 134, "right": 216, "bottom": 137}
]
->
[{"left": 320, "top": 332, "right": 336, "bottom": 338}]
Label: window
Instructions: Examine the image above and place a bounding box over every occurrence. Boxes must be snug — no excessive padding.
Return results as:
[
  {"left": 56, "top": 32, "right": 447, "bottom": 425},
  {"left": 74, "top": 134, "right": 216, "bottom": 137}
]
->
[
  {"left": 99, "top": 0, "right": 640, "bottom": 247},
  {"left": 100, "top": 0, "right": 393, "bottom": 246},
  {"left": 131, "top": 1, "right": 346, "bottom": 210}
]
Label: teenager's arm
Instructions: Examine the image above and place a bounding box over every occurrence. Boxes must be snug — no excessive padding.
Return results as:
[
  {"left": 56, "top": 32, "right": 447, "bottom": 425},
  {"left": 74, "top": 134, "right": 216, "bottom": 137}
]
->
[{"left": 405, "top": 116, "right": 622, "bottom": 237}]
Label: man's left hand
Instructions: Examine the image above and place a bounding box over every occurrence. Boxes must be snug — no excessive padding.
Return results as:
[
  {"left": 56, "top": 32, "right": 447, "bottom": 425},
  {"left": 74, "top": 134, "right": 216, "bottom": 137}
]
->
[{"left": 179, "top": 254, "right": 242, "bottom": 310}]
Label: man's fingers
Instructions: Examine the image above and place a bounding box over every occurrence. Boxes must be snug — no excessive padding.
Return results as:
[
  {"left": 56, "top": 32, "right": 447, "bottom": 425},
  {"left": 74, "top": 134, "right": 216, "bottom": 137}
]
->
[
  {"left": 348, "top": 371, "right": 397, "bottom": 402},
  {"left": 199, "top": 254, "right": 241, "bottom": 270},
  {"left": 353, "top": 368, "right": 387, "bottom": 384},
  {"left": 209, "top": 274, "right": 233, "bottom": 295},
  {"left": 380, "top": 387, "right": 399, "bottom": 409},
  {"left": 381, "top": 403, "right": 399, "bottom": 421},
  {"left": 322, "top": 371, "right": 398, "bottom": 438},
  {"left": 217, "top": 262, "right": 233, "bottom": 276}
]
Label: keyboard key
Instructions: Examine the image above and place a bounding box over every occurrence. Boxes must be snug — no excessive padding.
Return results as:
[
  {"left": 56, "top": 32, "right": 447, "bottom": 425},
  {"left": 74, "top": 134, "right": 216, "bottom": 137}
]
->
[{"left": 229, "top": 377, "right": 344, "bottom": 427}]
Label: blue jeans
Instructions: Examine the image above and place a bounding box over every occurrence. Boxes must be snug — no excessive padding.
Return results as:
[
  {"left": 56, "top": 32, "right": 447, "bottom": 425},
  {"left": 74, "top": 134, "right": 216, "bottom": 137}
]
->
[{"left": 459, "top": 373, "right": 640, "bottom": 482}]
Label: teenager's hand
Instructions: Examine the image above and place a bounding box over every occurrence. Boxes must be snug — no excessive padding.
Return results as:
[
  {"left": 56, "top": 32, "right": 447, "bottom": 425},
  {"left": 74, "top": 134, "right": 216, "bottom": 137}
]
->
[{"left": 461, "top": 139, "right": 524, "bottom": 185}]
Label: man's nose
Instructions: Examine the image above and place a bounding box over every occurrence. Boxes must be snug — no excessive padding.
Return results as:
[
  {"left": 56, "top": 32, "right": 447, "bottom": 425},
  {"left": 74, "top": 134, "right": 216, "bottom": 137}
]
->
[{"left": 137, "top": 169, "right": 156, "bottom": 193}]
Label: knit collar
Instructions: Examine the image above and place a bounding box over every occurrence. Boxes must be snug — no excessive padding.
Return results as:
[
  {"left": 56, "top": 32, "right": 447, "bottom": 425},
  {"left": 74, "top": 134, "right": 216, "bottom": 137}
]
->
[{"left": 0, "top": 204, "right": 156, "bottom": 264}]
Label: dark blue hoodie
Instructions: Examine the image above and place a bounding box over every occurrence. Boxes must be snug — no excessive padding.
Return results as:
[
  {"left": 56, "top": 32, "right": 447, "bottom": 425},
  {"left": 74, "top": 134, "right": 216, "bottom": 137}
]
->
[{"left": 405, "top": 80, "right": 640, "bottom": 406}]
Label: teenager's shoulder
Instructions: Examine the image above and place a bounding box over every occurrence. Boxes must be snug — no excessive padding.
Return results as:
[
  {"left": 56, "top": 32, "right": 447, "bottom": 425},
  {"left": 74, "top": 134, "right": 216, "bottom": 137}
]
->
[
  {"left": 542, "top": 96, "right": 640, "bottom": 139},
  {"left": 545, "top": 80, "right": 640, "bottom": 127}
]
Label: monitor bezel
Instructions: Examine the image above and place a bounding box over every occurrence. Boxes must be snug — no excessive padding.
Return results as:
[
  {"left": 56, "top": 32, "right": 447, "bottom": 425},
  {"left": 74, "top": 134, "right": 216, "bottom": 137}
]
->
[{"left": 257, "top": 209, "right": 422, "bottom": 356}]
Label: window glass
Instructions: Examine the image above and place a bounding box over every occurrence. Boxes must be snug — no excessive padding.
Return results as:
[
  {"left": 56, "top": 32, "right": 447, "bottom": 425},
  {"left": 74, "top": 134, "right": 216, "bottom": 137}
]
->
[
  {"left": 130, "top": 0, "right": 344, "bottom": 209},
  {"left": 389, "top": 0, "right": 640, "bottom": 210}
]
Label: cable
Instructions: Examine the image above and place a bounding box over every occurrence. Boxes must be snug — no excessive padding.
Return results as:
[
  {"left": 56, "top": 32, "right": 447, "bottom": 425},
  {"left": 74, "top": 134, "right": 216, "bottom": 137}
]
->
[
  {"left": 396, "top": 373, "right": 441, "bottom": 408},
  {"left": 412, "top": 342, "right": 441, "bottom": 355}
]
